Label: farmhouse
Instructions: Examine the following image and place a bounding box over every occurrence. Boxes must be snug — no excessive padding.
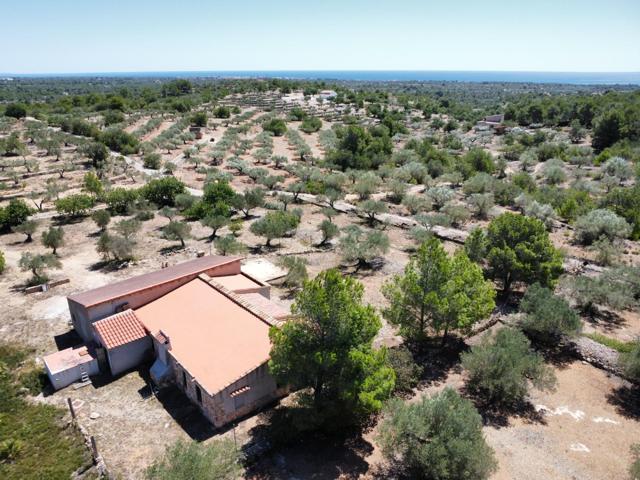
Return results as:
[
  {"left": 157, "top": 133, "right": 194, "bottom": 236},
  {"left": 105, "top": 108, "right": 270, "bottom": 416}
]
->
[{"left": 43, "top": 255, "right": 290, "bottom": 427}]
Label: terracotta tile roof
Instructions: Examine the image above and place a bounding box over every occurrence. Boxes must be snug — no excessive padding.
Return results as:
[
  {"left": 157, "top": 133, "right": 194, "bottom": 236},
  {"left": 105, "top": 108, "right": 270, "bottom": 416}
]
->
[
  {"left": 68, "top": 255, "right": 242, "bottom": 308},
  {"left": 134, "top": 278, "right": 273, "bottom": 395},
  {"left": 93, "top": 309, "right": 147, "bottom": 350}
]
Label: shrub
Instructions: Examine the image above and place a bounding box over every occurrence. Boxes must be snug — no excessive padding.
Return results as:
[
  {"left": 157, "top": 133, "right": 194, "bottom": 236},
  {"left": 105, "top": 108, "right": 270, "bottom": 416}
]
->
[
  {"left": 145, "top": 438, "right": 242, "bottom": 480},
  {"left": 100, "top": 128, "right": 139, "bottom": 154},
  {"left": 262, "top": 118, "right": 287, "bottom": 136},
  {"left": 143, "top": 153, "right": 162, "bottom": 169},
  {"left": 620, "top": 340, "right": 640, "bottom": 383},
  {"left": 0, "top": 250, "right": 5, "bottom": 274},
  {"left": 461, "top": 327, "right": 556, "bottom": 405},
  {"left": 387, "top": 346, "right": 423, "bottom": 393},
  {"left": 105, "top": 188, "right": 139, "bottom": 215},
  {"left": 276, "top": 256, "right": 308, "bottom": 289},
  {"left": 161, "top": 221, "right": 191, "bottom": 248},
  {"left": 567, "top": 266, "right": 640, "bottom": 313},
  {"left": 96, "top": 232, "right": 135, "bottom": 262},
  {"left": 519, "top": 283, "right": 581, "bottom": 343},
  {"left": 4, "top": 103, "right": 27, "bottom": 119},
  {"left": 213, "top": 235, "right": 247, "bottom": 256},
  {"left": 630, "top": 444, "right": 640, "bottom": 480},
  {"left": 54, "top": 194, "right": 94, "bottom": 217},
  {"left": 300, "top": 116, "right": 322, "bottom": 133},
  {"left": 140, "top": 177, "right": 186, "bottom": 207},
  {"left": 574, "top": 208, "right": 631, "bottom": 245},
  {"left": 0, "top": 199, "right": 34, "bottom": 232},
  {"left": 377, "top": 388, "right": 497, "bottom": 480}
]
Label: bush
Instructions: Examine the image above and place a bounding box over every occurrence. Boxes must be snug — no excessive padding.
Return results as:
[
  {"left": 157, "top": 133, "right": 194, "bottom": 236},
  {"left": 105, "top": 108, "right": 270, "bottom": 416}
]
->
[
  {"left": 105, "top": 188, "right": 139, "bottom": 215},
  {"left": 41, "top": 227, "right": 65, "bottom": 255},
  {"left": 620, "top": 340, "right": 640, "bottom": 383},
  {"left": 0, "top": 199, "right": 34, "bottom": 232},
  {"left": 19, "top": 252, "right": 62, "bottom": 285},
  {"left": 300, "top": 116, "right": 322, "bottom": 133},
  {"left": 630, "top": 444, "right": 640, "bottom": 480},
  {"left": 338, "top": 225, "right": 389, "bottom": 270},
  {"left": 250, "top": 210, "right": 300, "bottom": 246},
  {"left": 213, "top": 106, "right": 231, "bottom": 119},
  {"left": 387, "top": 346, "right": 423, "bottom": 393},
  {"left": 143, "top": 153, "right": 162, "bottom": 169},
  {"left": 145, "top": 438, "right": 242, "bottom": 480},
  {"left": 263, "top": 118, "right": 287, "bottom": 136},
  {"left": 100, "top": 128, "right": 139, "bottom": 155},
  {"left": 377, "top": 388, "right": 497, "bottom": 480},
  {"left": 54, "top": 194, "right": 94, "bottom": 217},
  {"left": 519, "top": 284, "right": 581, "bottom": 343},
  {"left": 567, "top": 266, "right": 640, "bottom": 313},
  {"left": 190, "top": 111, "right": 207, "bottom": 127},
  {"left": 276, "top": 256, "right": 308, "bottom": 289},
  {"left": 91, "top": 209, "right": 111, "bottom": 231},
  {"left": 140, "top": 177, "right": 186, "bottom": 207},
  {"left": 4, "top": 103, "right": 27, "bottom": 119},
  {"left": 0, "top": 250, "right": 5, "bottom": 274},
  {"left": 461, "top": 327, "right": 556, "bottom": 405},
  {"left": 574, "top": 209, "right": 631, "bottom": 245}
]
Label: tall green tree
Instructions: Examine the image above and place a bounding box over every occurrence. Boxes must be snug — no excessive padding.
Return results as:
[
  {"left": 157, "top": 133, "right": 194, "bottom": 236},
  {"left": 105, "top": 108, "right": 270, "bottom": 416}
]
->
[
  {"left": 485, "top": 213, "right": 563, "bottom": 294},
  {"left": 269, "top": 269, "right": 395, "bottom": 421},
  {"left": 383, "top": 237, "right": 495, "bottom": 343}
]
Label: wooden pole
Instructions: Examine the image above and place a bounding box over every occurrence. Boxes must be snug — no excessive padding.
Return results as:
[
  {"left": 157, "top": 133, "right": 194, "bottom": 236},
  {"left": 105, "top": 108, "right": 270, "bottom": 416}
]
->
[
  {"left": 67, "top": 397, "right": 76, "bottom": 419},
  {"left": 90, "top": 436, "right": 99, "bottom": 460}
]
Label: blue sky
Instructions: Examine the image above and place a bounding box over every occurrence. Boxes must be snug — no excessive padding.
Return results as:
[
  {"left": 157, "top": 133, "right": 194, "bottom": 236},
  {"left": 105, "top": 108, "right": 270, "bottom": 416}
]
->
[{"left": 2, "top": 0, "right": 639, "bottom": 73}]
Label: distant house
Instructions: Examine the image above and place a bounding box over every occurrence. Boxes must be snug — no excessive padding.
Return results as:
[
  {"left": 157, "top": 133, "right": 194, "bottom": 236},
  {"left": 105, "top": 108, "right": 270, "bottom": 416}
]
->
[
  {"left": 44, "top": 256, "right": 291, "bottom": 428},
  {"left": 477, "top": 113, "right": 507, "bottom": 135},
  {"left": 318, "top": 90, "right": 337, "bottom": 100}
]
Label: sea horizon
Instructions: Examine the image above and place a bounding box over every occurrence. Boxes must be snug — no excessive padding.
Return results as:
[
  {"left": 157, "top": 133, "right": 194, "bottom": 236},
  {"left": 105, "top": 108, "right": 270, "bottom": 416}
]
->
[{"left": 2, "top": 70, "right": 640, "bottom": 85}]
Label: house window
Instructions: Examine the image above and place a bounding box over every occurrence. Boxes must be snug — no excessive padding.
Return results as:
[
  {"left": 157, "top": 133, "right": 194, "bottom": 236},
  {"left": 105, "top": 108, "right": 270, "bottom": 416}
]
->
[{"left": 195, "top": 385, "right": 202, "bottom": 404}]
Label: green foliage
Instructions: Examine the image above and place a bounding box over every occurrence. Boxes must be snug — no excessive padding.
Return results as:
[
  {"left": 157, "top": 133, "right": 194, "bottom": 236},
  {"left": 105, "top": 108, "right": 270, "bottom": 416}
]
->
[
  {"left": 338, "top": 225, "right": 389, "bottom": 269},
  {"left": 462, "top": 328, "right": 556, "bottom": 405},
  {"left": 318, "top": 218, "right": 338, "bottom": 245},
  {"left": 620, "top": 340, "right": 640, "bottom": 383},
  {"left": 19, "top": 252, "right": 61, "bottom": 284},
  {"left": 568, "top": 266, "right": 640, "bottom": 312},
  {"left": 105, "top": 187, "right": 139, "bottom": 215},
  {"left": 13, "top": 220, "right": 38, "bottom": 242},
  {"left": 269, "top": 269, "right": 394, "bottom": 423},
  {"left": 327, "top": 124, "right": 392, "bottom": 171},
  {"left": 143, "top": 152, "right": 162, "bottom": 169},
  {"left": 262, "top": 118, "right": 287, "bottom": 136},
  {"left": 190, "top": 111, "right": 208, "bottom": 127},
  {"left": 462, "top": 148, "right": 495, "bottom": 177},
  {"left": 231, "top": 187, "right": 265, "bottom": 217},
  {"left": 485, "top": 213, "right": 563, "bottom": 293},
  {"left": 360, "top": 199, "right": 388, "bottom": 225},
  {"left": 41, "top": 227, "right": 65, "bottom": 255},
  {"left": 54, "top": 194, "right": 94, "bottom": 217},
  {"left": 300, "top": 116, "right": 322, "bottom": 133},
  {"left": 97, "top": 231, "right": 135, "bottom": 262},
  {"left": 519, "top": 283, "right": 581, "bottom": 343},
  {"left": 200, "top": 214, "right": 228, "bottom": 239},
  {"left": 377, "top": 388, "right": 497, "bottom": 480},
  {"left": 140, "top": 177, "right": 186, "bottom": 207},
  {"left": 277, "top": 256, "right": 308, "bottom": 289},
  {"left": 574, "top": 208, "right": 631, "bottom": 245},
  {"left": 213, "top": 234, "right": 247, "bottom": 256},
  {"left": 387, "top": 346, "right": 423, "bottom": 393},
  {"left": 161, "top": 221, "right": 191, "bottom": 248},
  {"left": 145, "top": 438, "right": 242, "bottom": 480},
  {"left": 601, "top": 185, "right": 640, "bottom": 240},
  {"left": 82, "top": 171, "right": 104, "bottom": 197},
  {"left": 161, "top": 79, "right": 193, "bottom": 97},
  {"left": 583, "top": 333, "right": 635, "bottom": 354},
  {"left": 4, "top": 103, "right": 27, "bottom": 119},
  {"left": 464, "top": 228, "right": 488, "bottom": 263},
  {"left": 213, "top": 106, "right": 231, "bottom": 119},
  {"left": 79, "top": 141, "right": 109, "bottom": 169},
  {"left": 0, "top": 199, "right": 34, "bottom": 232},
  {"left": 630, "top": 444, "right": 640, "bottom": 480},
  {"left": 0, "top": 343, "right": 90, "bottom": 480},
  {"left": 383, "top": 237, "right": 495, "bottom": 342},
  {"left": 250, "top": 210, "right": 300, "bottom": 246},
  {"left": 0, "top": 250, "right": 5, "bottom": 274}
]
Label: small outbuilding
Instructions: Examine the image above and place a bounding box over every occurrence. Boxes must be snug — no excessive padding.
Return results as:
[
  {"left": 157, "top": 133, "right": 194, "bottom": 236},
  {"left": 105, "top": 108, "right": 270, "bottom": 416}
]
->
[
  {"left": 93, "top": 309, "right": 152, "bottom": 376},
  {"left": 43, "top": 345, "right": 99, "bottom": 390}
]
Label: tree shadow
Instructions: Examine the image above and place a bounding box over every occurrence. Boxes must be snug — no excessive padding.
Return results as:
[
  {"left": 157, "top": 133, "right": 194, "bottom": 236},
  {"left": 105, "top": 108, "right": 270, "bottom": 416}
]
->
[
  {"left": 245, "top": 416, "right": 373, "bottom": 480},
  {"left": 606, "top": 384, "right": 640, "bottom": 420},
  {"left": 583, "top": 308, "right": 627, "bottom": 332},
  {"left": 88, "top": 259, "right": 131, "bottom": 272},
  {"left": 462, "top": 388, "right": 548, "bottom": 429},
  {"left": 159, "top": 244, "right": 185, "bottom": 255},
  {"left": 536, "top": 342, "right": 577, "bottom": 370}
]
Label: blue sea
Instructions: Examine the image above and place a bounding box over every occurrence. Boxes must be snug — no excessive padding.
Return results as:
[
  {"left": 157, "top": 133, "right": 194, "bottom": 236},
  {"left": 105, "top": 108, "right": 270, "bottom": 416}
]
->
[{"left": 4, "top": 70, "right": 640, "bottom": 85}]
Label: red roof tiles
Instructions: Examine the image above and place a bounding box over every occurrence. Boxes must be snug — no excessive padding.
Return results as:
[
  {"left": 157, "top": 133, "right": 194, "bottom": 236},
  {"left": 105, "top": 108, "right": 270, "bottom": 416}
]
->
[{"left": 93, "top": 309, "right": 147, "bottom": 350}]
